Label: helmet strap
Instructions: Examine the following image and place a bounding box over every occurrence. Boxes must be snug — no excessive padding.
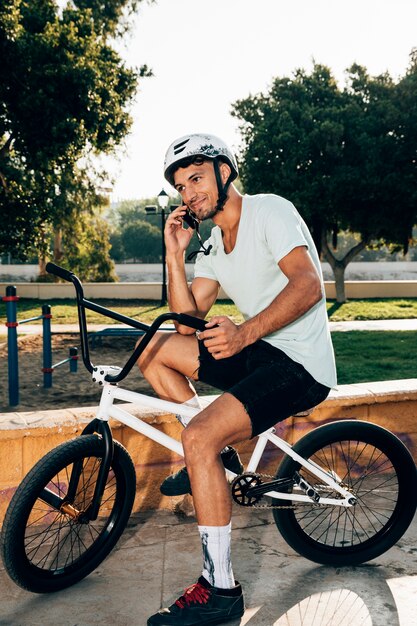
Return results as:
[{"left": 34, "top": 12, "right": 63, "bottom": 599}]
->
[
  {"left": 186, "top": 157, "right": 233, "bottom": 260},
  {"left": 186, "top": 223, "right": 213, "bottom": 261},
  {"left": 213, "top": 157, "right": 233, "bottom": 212}
]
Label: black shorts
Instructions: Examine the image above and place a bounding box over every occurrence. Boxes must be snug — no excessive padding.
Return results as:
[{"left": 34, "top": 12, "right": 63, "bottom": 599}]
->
[{"left": 197, "top": 339, "right": 330, "bottom": 438}]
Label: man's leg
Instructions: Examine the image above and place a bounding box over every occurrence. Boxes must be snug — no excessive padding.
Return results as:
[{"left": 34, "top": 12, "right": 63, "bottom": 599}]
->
[
  {"left": 137, "top": 332, "right": 244, "bottom": 496},
  {"left": 182, "top": 392, "right": 252, "bottom": 524},
  {"left": 137, "top": 331, "right": 201, "bottom": 403},
  {"left": 138, "top": 332, "right": 250, "bottom": 520},
  {"left": 147, "top": 392, "right": 249, "bottom": 625}
]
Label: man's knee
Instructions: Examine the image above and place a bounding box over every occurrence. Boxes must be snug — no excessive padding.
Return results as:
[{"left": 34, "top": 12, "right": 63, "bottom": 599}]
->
[
  {"left": 137, "top": 329, "right": 200, "bottom": 381},
  {"left": 182, "top": 423, "right": 204, "bottom": 457},
  {"left": 181, "top": 421, "right": 222, "bottom": 460},
  {"left": 136, "top": 330, "right": 171, "bottom": 370}
]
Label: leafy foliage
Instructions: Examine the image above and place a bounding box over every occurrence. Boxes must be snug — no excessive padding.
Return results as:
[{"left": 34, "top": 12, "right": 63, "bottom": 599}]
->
[
  {"left": 120, "top": 220, "right": 161, "bottom": 262},
  {"left": 0, "top": 0, "right": 149, "bottom": 266},
  {"left": 59, "top": 209, "right": 117, "bottom": 281},
  {"left": 232, "top": 56, "right": 417, "bottom": 301}
]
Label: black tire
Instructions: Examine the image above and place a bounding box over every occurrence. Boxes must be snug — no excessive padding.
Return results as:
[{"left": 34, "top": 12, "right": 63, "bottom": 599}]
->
[
  {"left": 1, "top": 435, "right": 136, "bottom": 593},
  {"left": 272, "top": 420, "right": 417, "bottom": 566}
]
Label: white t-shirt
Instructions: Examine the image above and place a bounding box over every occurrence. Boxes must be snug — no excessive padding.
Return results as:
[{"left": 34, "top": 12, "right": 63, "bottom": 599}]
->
[{"left": 194, "top": 193, "right": 337, "bottom": 389}]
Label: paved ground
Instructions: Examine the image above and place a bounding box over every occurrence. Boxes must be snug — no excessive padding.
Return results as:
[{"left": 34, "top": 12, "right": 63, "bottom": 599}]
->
[{"left": 1, "top": 507, "right": 416, "bottom": 626}]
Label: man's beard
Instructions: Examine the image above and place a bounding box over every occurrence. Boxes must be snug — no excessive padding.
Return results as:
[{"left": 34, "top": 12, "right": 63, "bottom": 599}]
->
[{"left": 199, "top": 204, "right": 219, "bottom": 221}]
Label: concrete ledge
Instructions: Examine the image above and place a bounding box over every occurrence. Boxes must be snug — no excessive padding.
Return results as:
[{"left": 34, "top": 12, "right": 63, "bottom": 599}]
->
[
  {"left": 1, "top": 381, "right": 417, "bottom": 525},
  {"left": 3, "top": 280, "right": 417, "bottom": 300},
  {"left": 0, "top": 282, "right": 230, "bottom": 300},
  {"left": 325, "top": 280, "right": 417, "bottom": 299}
]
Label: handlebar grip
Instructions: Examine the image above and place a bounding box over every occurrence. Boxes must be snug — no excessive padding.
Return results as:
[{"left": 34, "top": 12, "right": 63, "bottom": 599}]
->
[
  {"left": 46, "top": 262, "right": 75, "bottom": 282},
  {"left": 176, "top": 313, "right": 207, "bottom": 332}
]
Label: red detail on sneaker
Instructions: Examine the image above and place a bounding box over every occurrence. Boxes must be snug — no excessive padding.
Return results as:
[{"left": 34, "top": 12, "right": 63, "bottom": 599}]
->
[{"left": 175, "top": 582, "right": 211, "bottom": 609}]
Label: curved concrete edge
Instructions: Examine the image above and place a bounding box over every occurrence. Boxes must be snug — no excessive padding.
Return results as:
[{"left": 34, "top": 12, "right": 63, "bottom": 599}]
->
[
  {"left": 326, "top": 378, "right": 417, "bottom": 405},
  {"left": 1, "top": 381, "right": 417, "bottom": 525},
  {"left": 3, "top": 280, "right": 417, "bottom": 299}
]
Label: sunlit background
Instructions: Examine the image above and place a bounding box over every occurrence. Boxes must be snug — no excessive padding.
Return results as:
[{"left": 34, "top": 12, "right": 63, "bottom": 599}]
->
[{"left": 103, "top": 0, "right": 417, "bottom": 199}]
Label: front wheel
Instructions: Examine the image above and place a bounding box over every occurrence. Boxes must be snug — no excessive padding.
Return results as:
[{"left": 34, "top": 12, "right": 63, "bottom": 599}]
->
[
  {"left": 1, "top": 435, "right": 136, "bottom": 592},
  {"left": 273, "top": 420, "right": 417, "bottom": 566}
]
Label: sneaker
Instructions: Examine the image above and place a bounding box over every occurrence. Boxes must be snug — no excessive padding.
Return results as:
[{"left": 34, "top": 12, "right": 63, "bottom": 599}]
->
[
  {"left": 160, "top": 447, "right": 244, "bottom": 496},
  {"left": 147, "top": 576, "right": 244, "bottom": 625}
]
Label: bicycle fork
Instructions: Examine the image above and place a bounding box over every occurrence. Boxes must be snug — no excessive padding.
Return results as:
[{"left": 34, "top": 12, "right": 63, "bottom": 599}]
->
[{"left": 39, "top": 418, "right": 114, "bottom": 522}]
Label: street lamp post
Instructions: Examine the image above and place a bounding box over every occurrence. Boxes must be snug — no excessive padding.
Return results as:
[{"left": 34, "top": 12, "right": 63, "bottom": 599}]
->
[{"left": 145, "top": 189, "right": 170, "bottom": 307}]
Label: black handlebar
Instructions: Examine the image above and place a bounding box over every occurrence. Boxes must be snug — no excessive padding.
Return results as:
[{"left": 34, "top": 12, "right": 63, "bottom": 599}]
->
[
  {"left": 46, "top": 263, "right": 208, "bottom": 382},
  {"left": 176, "top": 313, "right": 207, "bottom": 332},
  {"left": 46, "top": 262, "right": 75, "bottom": 282}
]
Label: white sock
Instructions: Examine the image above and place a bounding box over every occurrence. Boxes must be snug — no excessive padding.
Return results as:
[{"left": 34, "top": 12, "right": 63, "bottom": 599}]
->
[
  {"left": 198, "top": 523, "right": 235, "bottom": 589},
  {"left": 175, "top": 394, "right": 201, "bottom": 428}
]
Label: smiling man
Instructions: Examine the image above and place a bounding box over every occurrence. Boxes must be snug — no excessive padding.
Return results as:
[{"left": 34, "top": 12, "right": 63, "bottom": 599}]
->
[{"left": 141, "top": 133, "right": 336, "bottom": 626}]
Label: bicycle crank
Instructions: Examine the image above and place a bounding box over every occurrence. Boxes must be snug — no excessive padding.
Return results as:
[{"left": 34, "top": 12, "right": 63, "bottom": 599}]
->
[
  {"left": 231, "top": 473, "right": 294, "bottom": 507},
  {"left": 231, "top": 472, "right": 330, "bottom": 510}
]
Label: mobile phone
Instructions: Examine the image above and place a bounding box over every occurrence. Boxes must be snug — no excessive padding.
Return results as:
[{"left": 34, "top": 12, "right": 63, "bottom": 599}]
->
[{"left": 182, "top": 207, "right": 198, "bottom": 230}]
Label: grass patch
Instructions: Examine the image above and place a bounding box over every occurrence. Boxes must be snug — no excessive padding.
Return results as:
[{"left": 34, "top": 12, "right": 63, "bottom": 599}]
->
[
  {"left": 332, "top": 331, "right": 417, "bottom": 384},
  {"left": 0, "top": 299, "right": 245, "bottom": 326},
  {"left": 3, "top": 297, "right": 417, "bottom": 325},
  {"left": 326, "top": 298, "right": 417, "bottom": 321}
]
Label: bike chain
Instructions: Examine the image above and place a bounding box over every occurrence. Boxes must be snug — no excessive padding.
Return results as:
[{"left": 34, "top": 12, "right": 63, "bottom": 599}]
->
[{"left": 170, "top": 472, "right": 335, "bottom": 514}]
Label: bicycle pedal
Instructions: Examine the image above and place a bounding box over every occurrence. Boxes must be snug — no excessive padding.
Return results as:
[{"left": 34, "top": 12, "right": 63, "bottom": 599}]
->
[{"left": 294, "top": 471, "right": 321, "bottom": 503}]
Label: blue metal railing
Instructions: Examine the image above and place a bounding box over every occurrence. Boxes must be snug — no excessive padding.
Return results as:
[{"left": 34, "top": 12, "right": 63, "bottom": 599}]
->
[{"left": 3, "top": 286, "right": 78, "bottom": 407}]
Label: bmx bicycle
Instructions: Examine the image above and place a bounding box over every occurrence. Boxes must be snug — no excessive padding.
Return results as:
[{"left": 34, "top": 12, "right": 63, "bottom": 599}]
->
[{"left": 1, "top": 263, "right": 416, "bottom": 594}]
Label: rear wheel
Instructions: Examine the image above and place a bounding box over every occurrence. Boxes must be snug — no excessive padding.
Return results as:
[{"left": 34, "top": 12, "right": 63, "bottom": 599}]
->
[
  {"left": 1, "top": 435, "right": 136, "bottom": 592},
  {"left": 273, "top": 420, "right": 417, "bottom": 566}
]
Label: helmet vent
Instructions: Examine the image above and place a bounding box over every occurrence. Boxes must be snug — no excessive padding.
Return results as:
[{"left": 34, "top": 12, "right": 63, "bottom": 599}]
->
[{"left": 173, "top": 138, "right": 190, "bottom": 154}]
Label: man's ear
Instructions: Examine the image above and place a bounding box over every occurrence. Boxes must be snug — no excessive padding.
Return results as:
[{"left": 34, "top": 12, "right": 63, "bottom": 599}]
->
[{"left": 219, "top": 161, "right": 232, "bottom": 184}]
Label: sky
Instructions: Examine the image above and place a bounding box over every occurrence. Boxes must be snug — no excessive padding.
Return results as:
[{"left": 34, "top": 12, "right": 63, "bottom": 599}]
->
[{"left": 105, "top": 0, "right": 417, "bottom": 201}]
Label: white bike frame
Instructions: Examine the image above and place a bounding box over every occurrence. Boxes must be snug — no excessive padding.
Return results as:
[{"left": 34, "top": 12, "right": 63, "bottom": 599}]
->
[{"left": 93, "top": 367, "right": 355, "bottom": 508}]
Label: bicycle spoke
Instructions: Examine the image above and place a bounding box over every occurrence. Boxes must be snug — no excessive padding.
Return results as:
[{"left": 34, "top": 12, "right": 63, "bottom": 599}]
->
[
  {"left": 22, "top": 455, "right": 118, "bottom": 573},
  {"left": 292, "top": 439, "right": 400, "bottom": 548}
]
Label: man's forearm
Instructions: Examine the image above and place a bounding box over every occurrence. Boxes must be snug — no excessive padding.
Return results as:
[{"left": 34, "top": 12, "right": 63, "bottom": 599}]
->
[
  {"left": 240, "top": 274, "right": 323, "bottom": 347},
  {"left": 167, "top": 253, "right": 198, "bottom": 315}
]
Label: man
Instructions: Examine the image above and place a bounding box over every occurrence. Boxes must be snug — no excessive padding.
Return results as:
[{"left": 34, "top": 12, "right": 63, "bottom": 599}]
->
[{"left": 142, "top": 133, "right": 336, "bottom": 625}]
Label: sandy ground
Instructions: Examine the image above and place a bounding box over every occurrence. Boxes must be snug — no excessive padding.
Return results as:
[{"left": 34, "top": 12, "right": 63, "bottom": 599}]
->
[{"left": 0, "top": 333, "right": 215, "bottom": 413}]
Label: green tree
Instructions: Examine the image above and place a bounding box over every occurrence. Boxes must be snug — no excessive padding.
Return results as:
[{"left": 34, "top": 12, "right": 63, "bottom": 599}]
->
[
  {"left": 0, "top": 0, "right": 151, "bottom": 272},
  {"left": 108, "top": 197, "right": 163, "bottom": 230},
  {"left": 60, "top": 208, "right": 117, "bottom": 281},
  {"left": 109, "top": 230, "right": 125, "bottom": 262},
  {"left": 232, "top": 59, "right": 417, "bottom": 302},
  {"left": 121, "top": 220, "right": 161, "bottom": 262}
]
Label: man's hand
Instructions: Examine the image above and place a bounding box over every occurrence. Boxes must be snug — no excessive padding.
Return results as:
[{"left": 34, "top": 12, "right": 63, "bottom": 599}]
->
[
  {"left": 198, "top": 316, "right": 249, "bottom": 359},
  {"left": 165, "top": 206, "right": 194, "bottom": 256}
]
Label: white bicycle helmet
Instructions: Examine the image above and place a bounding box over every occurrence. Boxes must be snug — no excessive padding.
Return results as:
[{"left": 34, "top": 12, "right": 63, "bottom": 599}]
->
[
  {"left": 164, "top": 133, "right": 238, "bottom": 213},
  {"left": 164, "top": 133, "right": 238, "bottom": 186}
]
